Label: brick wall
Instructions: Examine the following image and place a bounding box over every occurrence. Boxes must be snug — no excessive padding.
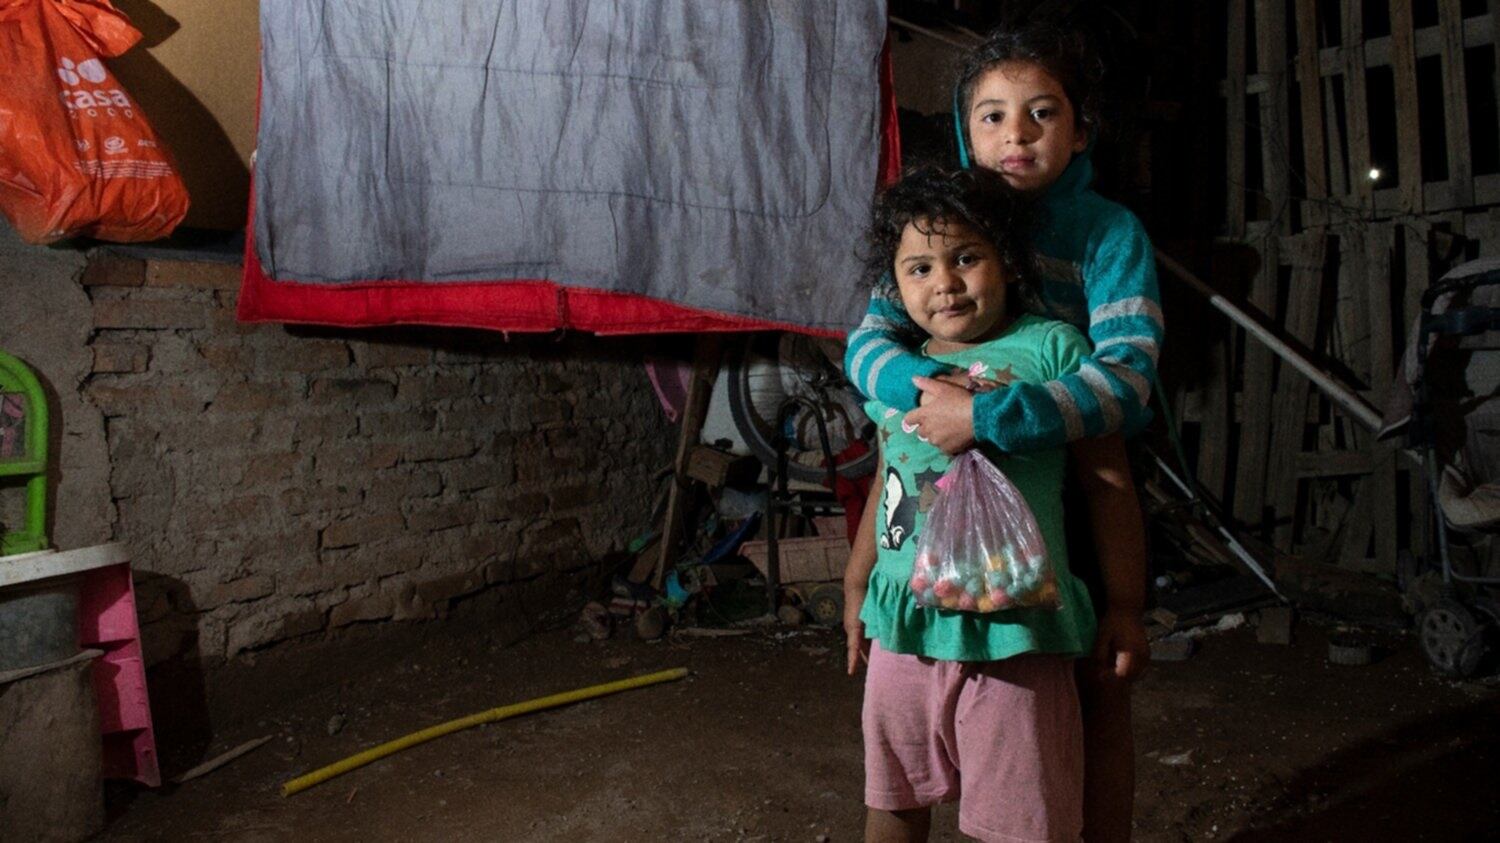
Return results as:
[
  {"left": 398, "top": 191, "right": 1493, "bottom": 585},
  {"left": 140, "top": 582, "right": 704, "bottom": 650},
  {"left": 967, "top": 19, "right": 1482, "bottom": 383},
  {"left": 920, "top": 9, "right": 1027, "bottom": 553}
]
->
[{"left": 30, "top": 252, "right": 674, "bottom": 665}]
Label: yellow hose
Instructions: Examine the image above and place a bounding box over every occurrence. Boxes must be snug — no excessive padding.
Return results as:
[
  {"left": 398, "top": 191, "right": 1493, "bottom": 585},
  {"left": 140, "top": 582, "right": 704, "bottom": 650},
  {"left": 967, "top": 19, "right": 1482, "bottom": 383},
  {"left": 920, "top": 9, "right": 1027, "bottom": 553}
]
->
[{"left": 281, "top": 667, "right": 689, "bottom": 797}]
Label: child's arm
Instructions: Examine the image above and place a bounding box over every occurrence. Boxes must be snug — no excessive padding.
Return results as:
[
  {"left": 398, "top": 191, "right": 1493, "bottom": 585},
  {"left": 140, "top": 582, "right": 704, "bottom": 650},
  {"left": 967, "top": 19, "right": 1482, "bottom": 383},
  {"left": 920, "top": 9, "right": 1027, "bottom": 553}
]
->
[
  {"left": 845, "top": 284, "right": 954, "bottom": 411},
  {"left": 1069, "top": 432, "right": 1150, "bottom": 681},
  {"left": 906, "top": 213, "right": 1163, "bottom": 453},
  {"left": 843, "top": 454, "right": 885, "bottom": 675}
]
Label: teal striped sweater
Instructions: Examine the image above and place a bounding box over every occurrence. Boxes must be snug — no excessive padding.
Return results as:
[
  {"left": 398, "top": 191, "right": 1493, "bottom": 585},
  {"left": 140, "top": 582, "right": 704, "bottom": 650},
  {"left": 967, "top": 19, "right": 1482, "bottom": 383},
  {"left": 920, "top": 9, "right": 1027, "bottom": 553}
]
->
[{"left": 844, "top": 150, "right": 1162, "bottom": 451}]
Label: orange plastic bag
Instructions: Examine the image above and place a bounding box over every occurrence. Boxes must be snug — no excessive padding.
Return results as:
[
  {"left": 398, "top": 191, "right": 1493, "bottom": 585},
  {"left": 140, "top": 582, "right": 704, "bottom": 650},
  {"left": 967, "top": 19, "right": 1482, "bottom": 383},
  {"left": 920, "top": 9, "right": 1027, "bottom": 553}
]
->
[{"left": 0, "top": 0, "right": 188, "bottom": 243}]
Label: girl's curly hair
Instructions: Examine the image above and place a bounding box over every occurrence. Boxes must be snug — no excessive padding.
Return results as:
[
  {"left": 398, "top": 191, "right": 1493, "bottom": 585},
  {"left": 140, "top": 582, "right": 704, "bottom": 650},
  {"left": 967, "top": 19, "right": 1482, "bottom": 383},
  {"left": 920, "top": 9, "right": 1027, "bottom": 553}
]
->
[
  {"left": 864, "top": 166, "right": 1040, "bottom": 302},
  {"left": 955, "top": 20, "right": 1106, "bottom": 144}
]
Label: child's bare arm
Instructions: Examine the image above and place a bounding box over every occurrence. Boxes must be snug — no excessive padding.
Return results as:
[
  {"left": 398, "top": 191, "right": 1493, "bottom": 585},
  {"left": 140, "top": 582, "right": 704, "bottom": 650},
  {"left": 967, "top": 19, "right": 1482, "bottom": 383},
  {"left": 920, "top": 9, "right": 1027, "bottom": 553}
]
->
[
  {"left": 844, "top": 454, "right": 884, "bottom": 675},
  {"left": 1069, "top": 434, "right": 1150, "bottom": 681}
]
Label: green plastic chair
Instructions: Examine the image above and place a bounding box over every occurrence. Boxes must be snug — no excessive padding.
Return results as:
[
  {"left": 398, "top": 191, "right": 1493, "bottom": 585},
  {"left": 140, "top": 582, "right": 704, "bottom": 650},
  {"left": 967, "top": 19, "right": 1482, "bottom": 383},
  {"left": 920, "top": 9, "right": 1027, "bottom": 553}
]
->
[{"left": 0, "top": 350, "right": 47, "bottom": 555}]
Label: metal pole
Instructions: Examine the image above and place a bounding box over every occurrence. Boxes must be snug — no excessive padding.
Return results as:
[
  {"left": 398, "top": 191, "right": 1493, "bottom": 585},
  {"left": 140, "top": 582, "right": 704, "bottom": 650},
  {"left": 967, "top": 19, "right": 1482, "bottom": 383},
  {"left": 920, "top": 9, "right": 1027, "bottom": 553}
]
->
[{"left": 1156, "top": 251, "right": 1386, "bottom": 433}]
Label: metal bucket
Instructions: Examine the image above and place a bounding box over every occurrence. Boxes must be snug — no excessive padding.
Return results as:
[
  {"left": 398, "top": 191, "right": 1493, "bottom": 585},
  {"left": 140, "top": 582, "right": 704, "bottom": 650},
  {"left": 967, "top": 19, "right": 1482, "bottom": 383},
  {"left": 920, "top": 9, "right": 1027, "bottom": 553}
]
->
[{"left": 0, "top": 576, "right": 79, "bottom": 673}]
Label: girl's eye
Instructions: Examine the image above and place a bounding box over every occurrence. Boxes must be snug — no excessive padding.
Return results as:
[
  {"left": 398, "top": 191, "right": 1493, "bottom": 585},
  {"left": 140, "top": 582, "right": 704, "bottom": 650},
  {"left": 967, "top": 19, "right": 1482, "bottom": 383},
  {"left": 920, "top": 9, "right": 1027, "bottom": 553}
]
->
[
  {"left": 1031, "top": 107, "right": 1054, "bottom": 121},
  {"left": 980, "top": 111, "right": 1002, "bottom": 125},
  {"left": 956, "top": 253, "right": 979, "bottom": 267},
  {"left": 909, "top": 263, "right": 931, "bottom": 277}
]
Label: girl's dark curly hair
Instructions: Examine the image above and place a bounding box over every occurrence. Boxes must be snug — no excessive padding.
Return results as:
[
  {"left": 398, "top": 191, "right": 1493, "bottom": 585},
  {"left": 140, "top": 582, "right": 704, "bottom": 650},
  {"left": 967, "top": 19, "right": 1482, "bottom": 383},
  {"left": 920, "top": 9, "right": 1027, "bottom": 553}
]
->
[
  {"left": 865, "top": 166, "right": 1039, "bottom": 303},
  {"left": 955, "top": 20, "right": 1106, "bottom": 144}
]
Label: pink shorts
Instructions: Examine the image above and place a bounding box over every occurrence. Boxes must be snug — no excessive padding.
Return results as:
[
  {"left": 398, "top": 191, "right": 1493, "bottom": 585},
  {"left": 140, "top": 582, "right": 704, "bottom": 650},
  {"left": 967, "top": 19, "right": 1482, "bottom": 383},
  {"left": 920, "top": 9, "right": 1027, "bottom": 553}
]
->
[{"left": 862, "top": 641, "right": 1084, "bottom": 843}]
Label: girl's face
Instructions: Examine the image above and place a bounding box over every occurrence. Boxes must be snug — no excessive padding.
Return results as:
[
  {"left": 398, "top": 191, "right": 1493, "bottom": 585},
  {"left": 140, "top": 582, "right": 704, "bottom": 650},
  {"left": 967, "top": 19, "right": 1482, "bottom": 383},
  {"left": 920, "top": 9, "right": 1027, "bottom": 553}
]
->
[
  {"left": 965, "top": 61, "right": 1088, "bottom": 194},
  {"left": 893, "top": 217, "right": 1012, "bottom": 346}
]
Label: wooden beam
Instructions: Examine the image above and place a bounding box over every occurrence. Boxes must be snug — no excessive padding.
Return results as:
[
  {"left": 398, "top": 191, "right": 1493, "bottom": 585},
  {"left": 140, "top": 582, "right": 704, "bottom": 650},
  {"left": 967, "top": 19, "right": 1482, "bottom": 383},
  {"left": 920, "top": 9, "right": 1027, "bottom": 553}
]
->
[
  {"left": 1255, "top": 0, "right": 1293, "bottom": 233},
  {"left": 1295, "top": 0, "right": 1329, "bottom": 227},
  {"left": 1232, "top": 230, "right": 1282, "bottom": 528},
  {"left": 1341, "top": 0, "right": 1372, "bottom": 212},
  {"left": 1439, "top": 0, "right": 1474, "bottom": 207},
  {"left": 1390, "top": 0, "right": 1424, "bottom": 214},
  {"left": 1365, "top": 224, "right": 1399, "bottom": 573},
  {"left": 1222, "top": 13, "right": 1497, "bottom": 94},
  {"left": 1197, "top": 336, "right": 1232, "bottom": 501},
  {"left": 1269, "top": 232, "right": 1328, "bottom": 547},
  {"left": 651, "top": 334, "right": 724, "bottom": 588},
  {"left": 1296, "top": 449, "right": 1372, "bottom": 478},
  {"left": 1227, "top": 0, "right": 1248, "bottom": 236}
]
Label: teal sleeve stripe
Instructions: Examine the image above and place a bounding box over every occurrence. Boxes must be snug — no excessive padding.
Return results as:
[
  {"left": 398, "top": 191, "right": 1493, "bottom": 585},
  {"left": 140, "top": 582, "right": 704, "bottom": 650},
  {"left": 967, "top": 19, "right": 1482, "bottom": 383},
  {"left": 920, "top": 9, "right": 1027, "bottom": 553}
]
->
[{"left": 844, "top": 289, "right": 947, "bottom": 411}]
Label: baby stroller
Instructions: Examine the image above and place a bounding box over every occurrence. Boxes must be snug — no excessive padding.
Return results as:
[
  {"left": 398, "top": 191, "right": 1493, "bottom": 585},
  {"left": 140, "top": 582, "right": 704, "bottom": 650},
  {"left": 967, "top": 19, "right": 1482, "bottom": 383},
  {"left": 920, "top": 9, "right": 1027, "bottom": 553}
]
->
[{"left": 1386, "top": 258, "right": 1500, "bottom": 677}]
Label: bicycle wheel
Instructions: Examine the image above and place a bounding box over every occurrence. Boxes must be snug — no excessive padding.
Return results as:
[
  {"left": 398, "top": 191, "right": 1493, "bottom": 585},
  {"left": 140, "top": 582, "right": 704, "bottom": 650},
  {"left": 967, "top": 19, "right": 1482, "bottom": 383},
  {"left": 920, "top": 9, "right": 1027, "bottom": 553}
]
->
[{"left": 725, "top": 332, "right": 878, "bottom": 485}]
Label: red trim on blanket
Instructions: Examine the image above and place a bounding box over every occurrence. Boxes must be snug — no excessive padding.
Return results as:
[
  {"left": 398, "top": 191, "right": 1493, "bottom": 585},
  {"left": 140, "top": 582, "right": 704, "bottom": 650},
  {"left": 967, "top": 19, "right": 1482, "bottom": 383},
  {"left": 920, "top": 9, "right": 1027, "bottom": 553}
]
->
[{"left": 237, "top": 34, "right": 901, "bottom": 338}]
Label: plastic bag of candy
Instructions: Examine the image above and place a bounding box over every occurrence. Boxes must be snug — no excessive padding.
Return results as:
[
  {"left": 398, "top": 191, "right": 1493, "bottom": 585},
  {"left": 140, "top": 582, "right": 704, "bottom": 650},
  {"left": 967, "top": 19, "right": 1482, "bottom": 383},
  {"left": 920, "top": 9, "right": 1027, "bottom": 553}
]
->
[{"left": 908, "top": 450, "right": 1060, "bottom": 612}]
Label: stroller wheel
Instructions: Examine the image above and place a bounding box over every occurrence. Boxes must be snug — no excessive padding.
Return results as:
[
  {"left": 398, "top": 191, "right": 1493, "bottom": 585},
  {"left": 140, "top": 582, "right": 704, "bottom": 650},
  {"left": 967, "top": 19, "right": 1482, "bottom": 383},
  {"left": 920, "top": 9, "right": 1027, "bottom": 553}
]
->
[{"left": 1418, "top": 600, "right": 1488, "bottom": 678}]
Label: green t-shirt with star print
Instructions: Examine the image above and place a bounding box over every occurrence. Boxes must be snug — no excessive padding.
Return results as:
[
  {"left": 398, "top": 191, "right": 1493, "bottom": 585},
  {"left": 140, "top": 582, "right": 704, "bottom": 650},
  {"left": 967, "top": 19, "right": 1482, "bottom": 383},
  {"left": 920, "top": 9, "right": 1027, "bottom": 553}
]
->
[{"left": 859, "top": 313, "right": 1098, "bottom": 662}]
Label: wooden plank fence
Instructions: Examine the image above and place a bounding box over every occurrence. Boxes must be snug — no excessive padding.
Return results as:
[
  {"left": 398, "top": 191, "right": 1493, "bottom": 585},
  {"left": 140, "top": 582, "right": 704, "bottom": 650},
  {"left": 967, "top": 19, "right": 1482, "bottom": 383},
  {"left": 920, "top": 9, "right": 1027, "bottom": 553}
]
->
[{"left": 1190, "top": 0, "right": 1500, "bottom": 570}]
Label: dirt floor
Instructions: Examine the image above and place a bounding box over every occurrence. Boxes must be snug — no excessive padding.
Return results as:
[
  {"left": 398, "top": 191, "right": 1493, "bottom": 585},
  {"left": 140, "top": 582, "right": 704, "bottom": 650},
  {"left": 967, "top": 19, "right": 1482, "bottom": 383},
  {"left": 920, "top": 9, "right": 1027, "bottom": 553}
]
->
[{"left": 98, "top": 613, "right": 1500, "bottom": 842}]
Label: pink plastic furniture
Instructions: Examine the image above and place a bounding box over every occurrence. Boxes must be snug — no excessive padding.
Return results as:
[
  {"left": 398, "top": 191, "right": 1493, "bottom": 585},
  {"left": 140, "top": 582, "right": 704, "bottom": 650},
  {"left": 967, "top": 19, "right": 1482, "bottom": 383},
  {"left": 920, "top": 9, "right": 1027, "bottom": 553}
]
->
[{"left": 77, "top": 563, "right": 160, "bottom": 787}]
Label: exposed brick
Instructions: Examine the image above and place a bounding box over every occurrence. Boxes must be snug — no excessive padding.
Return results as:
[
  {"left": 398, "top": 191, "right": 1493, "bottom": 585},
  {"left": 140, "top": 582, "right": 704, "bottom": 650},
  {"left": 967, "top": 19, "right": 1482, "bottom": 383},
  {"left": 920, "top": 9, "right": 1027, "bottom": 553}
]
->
[
  {"left": 280, "top": 484, "right": 363, "bottom": 516},
  {"left": 184, "top": 494, "right": 272, "bottom": 533},
  {"left": 544, "top": 426, "right": 585, "bottom": 448},
  {"left": 81, "top": 256, "right": 146, "bottom": 287},
  {"left": 520, "top": 518, "right": 582, "bottom": 560},
  {"left": 360, "top": 410, "right": 438, "bottom": 438},
  {"left": 355, "top": 343, "right": 434, "bottom": 368},
  {"left": 87, "top": 383, "right": 202, "bottom": 416},
  {"left": 405, "top": 501, "right": 479, "bottom": 533},
  {"left": 214, "top": 381, "right": 288, "bottom": 412},
  {"left": 496, "top": 490, "right": 548, "bottom": 515},
  {"left": 295, "top": 414, "right": 360, "bottom": 442},
  {"left": 366, "top": 444, "right": 401, "bottom": 471},
  {"left": 198, "top": 342, "right": 253, "bottom": 370},
  {"left": 259, "top": 341, "right": 350, "bottom": 373},
  {"left": 397, "top": 372, "right": 472, "bottom": 403},
  {"left": 442, "top": 406, "right": 503, "bottom": 433},
  {"left": 93, "top": 299, "right": 211, "bottom": 330},
  {"left": 361, "top": 538, "right": 427, "bottom": 578},
  {"left": 516, "top": 444, "right": 593, "bottom": 483},
  {"left": 403, "top": 435, "right": 475, "bottom": 463},
  {"left": 210, "top": 575, "right": 275, "bottom": 605},
  {"left": 413, "top": 570, "right": 486, "bottom": 605},
  {"left": 508, "top": 396, "right": 571, "bottom": 428},
  {"left": 278, "top": 609, "right": 327, "bottom": 640},
  {"left": 160, "top": 417, "right": 259, "bottom": 450},
  {"left": 145, "top": 259, "right": 242, "bottom": 290},
  {"left": 365, "top": 470, "right": 444, "bottom": 510},
  {"left": 243, "top": 451, "right": 303, "bottom": 485},
  {"left": 461, "top": 532, "right": 505, "bottom": 564},
  {"left": 310, "top": 377, "right": 396, "bottom": 404},
  {"left": 389, "top": 585, "right": 435, "bottom": 621},
  {"left": 549, "top": 482, "right": 607, "bottom": 510},
  {"left": 536, "top": 371, "right": 572, "bottom": 393},
  {"left": 329, "top": 593, "right": 395, "bottom": 627},
  {"left": 92, "top": 343, "right": 150, "bottom": 374},
  {"left": 313, "top": 443, "right": 394, "bottom": 481},
  {"left": 287, "top": 561, "right": 363, "bottom": 596},
  {"left": 320, "top": 513, "right": 406, "bottom": 549},
  {"left": 446, "top": 462, "right": 506, "bottom": 492}
]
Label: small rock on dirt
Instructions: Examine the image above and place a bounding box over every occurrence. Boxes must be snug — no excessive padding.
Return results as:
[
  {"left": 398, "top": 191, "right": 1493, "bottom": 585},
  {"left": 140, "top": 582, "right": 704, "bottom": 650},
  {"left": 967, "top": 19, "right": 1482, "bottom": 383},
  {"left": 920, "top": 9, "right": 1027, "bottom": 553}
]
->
[{"left": 326, "top": 714, "right": 347, "bottom": 736}]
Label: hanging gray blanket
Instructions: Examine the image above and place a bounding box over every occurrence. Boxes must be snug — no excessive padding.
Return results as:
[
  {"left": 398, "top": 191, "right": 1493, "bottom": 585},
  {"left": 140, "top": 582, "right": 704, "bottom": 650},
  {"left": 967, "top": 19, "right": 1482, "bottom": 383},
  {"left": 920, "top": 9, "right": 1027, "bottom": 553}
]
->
[{"left": 252, "top": 0, "right": 888, "bottom": 333}]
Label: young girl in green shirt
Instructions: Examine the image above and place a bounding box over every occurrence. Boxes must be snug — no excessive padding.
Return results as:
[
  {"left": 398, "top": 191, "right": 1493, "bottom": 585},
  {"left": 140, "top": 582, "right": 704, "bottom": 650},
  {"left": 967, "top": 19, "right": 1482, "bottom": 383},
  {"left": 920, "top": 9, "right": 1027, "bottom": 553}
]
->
[{"left": 844, "top": 167, "right": 1148, "bottom": 842}]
